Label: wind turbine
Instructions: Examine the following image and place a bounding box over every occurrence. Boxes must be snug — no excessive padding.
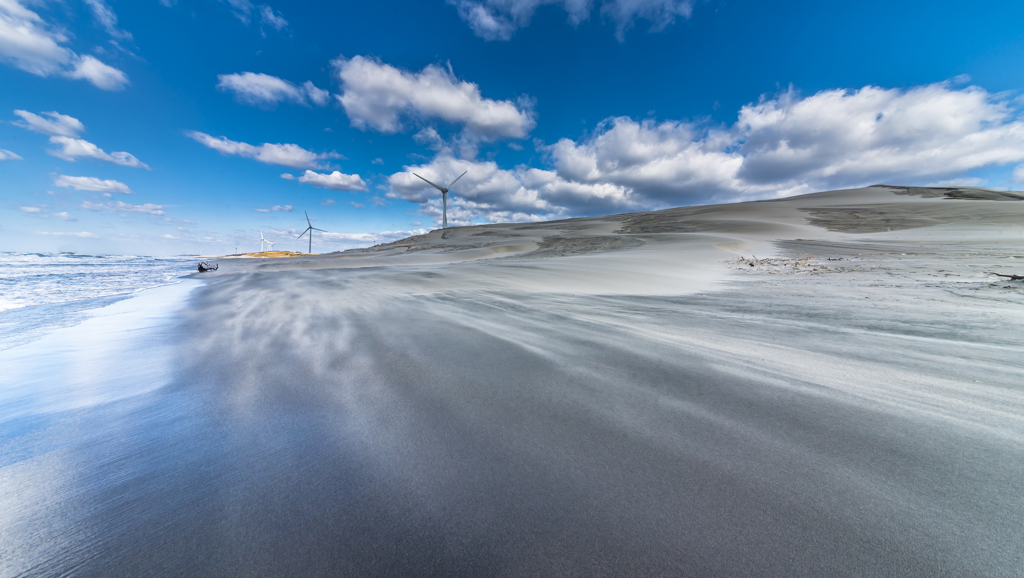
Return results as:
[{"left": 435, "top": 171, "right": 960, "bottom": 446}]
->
[
  {"left": 256, "top": 230, "right": 271, "bottom": 252},
  {"left": 413, "top": 170, "right": 466, "bottom": 229},
  {"left": 297, "top": 211, "right": 326, "bottom": 254}
]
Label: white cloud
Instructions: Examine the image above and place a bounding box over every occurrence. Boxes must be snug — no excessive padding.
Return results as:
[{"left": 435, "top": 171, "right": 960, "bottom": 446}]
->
[
  {"left": 221, "top": 0, "right": 255, "bottom": 23},
  {"left": 54, "top": 175, "right": 133, "bottom": 194},
  {"left": 0, "top": 148, "right": 21, "bottom": 160},
  {"left": 19, "top": 205, "right": 41, "bottom": 213},
  {"left": 333, "top": 55, "right": 535, "bottom": 141},
  {"left": 186, "top": 131, "right": 340, "bottom": 169},
  {"left": 387, "top": 81, "right": 1024, "bottom": 225},
  {"left": 372, "top": 157, "right": 384, "bottom": 165},
  {"left": 14, "top": 110, "right": 146, "bottom": 167},
  {"left": 601, "top": 0, "right": 693, "bottom": 40},
  {"left": 448, "top": 0, "right": 590, "bottom": 41},
  {"left": 218, "top": 0, "right": 287, "bottom": 32},
  {"left": 254, "top": 204, "right": 293, "bottom": 212},
  {"left": 13, "top": 109, "right": 84, "bottom": 136},
  {"left": 321, "top": 199, "right": 335, "bottom": 206},
  {"left": 448, "top": 0, "right": 693, "bottom": 41},
  {"left": 64, "top": 55, "right": 129, "bottom": 90},
  {"left": 47, "top": 136, "right": 149, "bottom": 168},
  {"left": 1014, "top": 164, "right": 1024, "bottom": 185},
  {"left": 321, "top": 229, "right": 430, "bottom": 247},
  {"left": 0, "top": 0, "right": 129, "bottom": 89},
  {"left": 0, "top": 0, "right": 80, "bottom": 79},
  {"left": 732, "top": 83, "right": 1024, "bottom": 191},
  {"left": 216, "top": 72, "right": 329, "bottom": 107},
  {"left": 54, "top": 211, "right": 76, "bottom": 221},
  {"left": 280, "top": 173, "right": 295, "bottom": 180},
  {"left": 296, "top": 169, "right": 368, "bottom": 191},
  {"left": 79, "top": 200, "right": 164, "bottom": 215},
  {"left": 0, "top": 0, "right": 128, "bottom": 88},
  {"left": 84, "top": 0, "right": 133, "bottom": 42},
  {"left": 259, "top": 5, "right": 288, "bottom": 30},
  {"left": 925, "top": 177, "right": 985, "bottom": 187},
  {"left": 302, "top": 80, "right": 329, "bottom": 106},
  {"left": 388, "top": 155, "right": 572, "bottom": 226},
  {"left": 37, "top": 230, "right": 98, "bottom": 238}
]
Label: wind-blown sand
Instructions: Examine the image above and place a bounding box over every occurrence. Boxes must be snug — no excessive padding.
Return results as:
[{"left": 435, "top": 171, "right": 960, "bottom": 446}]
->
[{"left": 1, "top": 185, "right": 1023, "bottom": 576}]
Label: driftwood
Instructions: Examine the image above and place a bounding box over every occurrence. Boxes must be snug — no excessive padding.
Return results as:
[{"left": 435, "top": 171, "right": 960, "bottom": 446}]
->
[
  {"left": 990, "top": 272, "right": 1024, "bottom": 281},
  {"left": 197, "top": 261, "right": 219, "bottom": 272}
]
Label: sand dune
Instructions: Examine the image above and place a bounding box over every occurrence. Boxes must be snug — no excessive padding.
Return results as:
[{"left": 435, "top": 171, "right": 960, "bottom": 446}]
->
[{"left": 2, "top": 186, "right": 1023, "bottom": 576}]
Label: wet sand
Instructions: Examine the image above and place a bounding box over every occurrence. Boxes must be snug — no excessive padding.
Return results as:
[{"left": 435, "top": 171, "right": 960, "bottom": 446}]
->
[{"left": 1, "top": 186, "right": 1023, "bottom": 576}]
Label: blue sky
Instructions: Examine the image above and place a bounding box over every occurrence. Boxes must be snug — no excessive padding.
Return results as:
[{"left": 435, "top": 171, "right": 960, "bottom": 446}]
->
[{"left": 2, "top": 0, "right": 1023, "bottom": 255}]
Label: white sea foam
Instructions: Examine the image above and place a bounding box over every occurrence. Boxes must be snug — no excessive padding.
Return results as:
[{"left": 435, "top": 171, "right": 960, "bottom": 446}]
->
[{"left": 0, "top": 252, "right": 198, "bottom": 311}]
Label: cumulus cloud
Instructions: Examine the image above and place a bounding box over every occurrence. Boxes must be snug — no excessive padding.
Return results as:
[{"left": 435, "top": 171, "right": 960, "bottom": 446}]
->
[
  {"left": 333, "top": 55, "right": 535, "bottom": 141},
  {"left": 388, "top": 81, "right": 1024, "bottom": 225},
  {"left": 64, "top": 55, "right": 129, "bottom": 90},
  {"left": 47, "top": 136, "right": 149, "bottom": 168},
  {"left": 186, "top": 131, "right": 340, "bottom": 169},
  {"left": 54, "top": 175, "right": 133, "bottom": 194},
  {"left": 54, "top": 211, "right": 76, "bottom": 221},
  {"left": 217, "top": 72, "right": 329, "bottom": 107},
  {"left": 448, "top": 0, "right": 693, "bottom": 41},
  {"left": 79, "top": 200, "right": 164, "bottom": 215},
  {"left": 14, "top": 110, "right": 147, "bottom": 167},
  {"left": 388, "top": 155, "right": 573, "bottom": 226},
  {"left": 1014, "top": 164, "right": 1024, "bottom": 185},
  {"left": 295, "top": 169, "right": 368, "bottom": 191},
  {"left": 0, "top": 1, "right": 130, "bottom": 90},
  {"left": 13, "top": 110, "right": 85, "bottom": 136},
  {"left": 0, "top": 148, "right": 21, "bottom": 160},
  {"left": 731, "top": 83, "right": 1024, "bottom": 192}
]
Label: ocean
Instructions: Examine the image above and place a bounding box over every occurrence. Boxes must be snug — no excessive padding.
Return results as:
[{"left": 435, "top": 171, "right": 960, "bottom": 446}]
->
[{"left": 0, "top": 252, "right": 200, "bottom": 351}]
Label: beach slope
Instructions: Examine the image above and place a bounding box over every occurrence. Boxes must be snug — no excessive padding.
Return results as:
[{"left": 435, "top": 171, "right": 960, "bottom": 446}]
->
[{"left": 2, "top": 185, "right": 1023, "bottom": 577}]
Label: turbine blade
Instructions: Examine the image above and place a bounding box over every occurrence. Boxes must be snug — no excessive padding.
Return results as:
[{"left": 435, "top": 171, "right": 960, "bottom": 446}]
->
[
  {"left": 312, "top": 227, "right": 327, "bottom": 232},
  {"left": 413, "top": 173, "right": 444, "bottom": 191},
  {"left": 305, "top": 211, "right": 311, "bottom": 226},
  {"left": 297, "top": 230, "right": 308, "bottom": 239},
  {"left": 447, "top": 170, "right": 467, "bottom": 189}
]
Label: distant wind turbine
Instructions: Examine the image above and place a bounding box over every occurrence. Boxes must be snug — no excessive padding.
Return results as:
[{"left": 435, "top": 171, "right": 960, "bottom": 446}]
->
[
  {"left": 413, "top": 170, "right": 466, "bottom": 229},
  {"left": 256, "top": 230, "right": 271, "bottom": 252},
  {"left": 297, "top": 211, "right": 326, "bottom": 253}
]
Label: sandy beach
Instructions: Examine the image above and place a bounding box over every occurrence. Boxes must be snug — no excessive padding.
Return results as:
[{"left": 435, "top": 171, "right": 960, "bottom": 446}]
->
[{"left": 2, "top": 185, "right": 1023, "bottom": 576}]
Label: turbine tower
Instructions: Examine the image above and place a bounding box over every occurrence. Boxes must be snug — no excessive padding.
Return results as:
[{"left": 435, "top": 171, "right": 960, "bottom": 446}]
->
[
  {"left": 413, "top": 170, "right": 467, "bottom": 229},
  {"left": 297, "top": 211, "right": 326, "bottom": 254},
  {"left": 256, "top": 230, "right": 271, "bottom": 252}
]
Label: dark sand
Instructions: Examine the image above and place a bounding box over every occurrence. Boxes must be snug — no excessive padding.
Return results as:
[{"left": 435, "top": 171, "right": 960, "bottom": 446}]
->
[{"left": 2, "top": 186, "right": 1023, "bottom": 577}]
